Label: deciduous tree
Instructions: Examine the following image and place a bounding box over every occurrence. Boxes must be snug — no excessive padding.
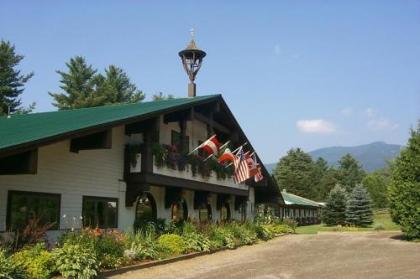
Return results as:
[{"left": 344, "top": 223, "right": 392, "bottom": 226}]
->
[
  {"left": 362, "top": 168, "right": 390, "bottom": 209},
  {"left": 273, "top": 148, "right": 317, "bottom": 199}
]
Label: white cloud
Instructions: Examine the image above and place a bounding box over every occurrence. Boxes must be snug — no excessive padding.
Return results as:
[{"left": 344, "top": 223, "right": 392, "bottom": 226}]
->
[
  {"left": 340, "top": 107, "right": 353, "bottom": 116},
  {"left": 367, "top": 119, "right": 399, "bottom": 131},
  {"left": 364, "top": 107, "right": 398, "bottom": 131},
  {"left": 296, "top": 119, "right": 336, "bottom": 134}
]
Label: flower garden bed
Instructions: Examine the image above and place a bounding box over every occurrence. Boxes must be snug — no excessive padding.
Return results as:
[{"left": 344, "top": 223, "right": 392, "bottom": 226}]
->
[{"left": 0, "top": 219, "right": 296, "bottom": 279}]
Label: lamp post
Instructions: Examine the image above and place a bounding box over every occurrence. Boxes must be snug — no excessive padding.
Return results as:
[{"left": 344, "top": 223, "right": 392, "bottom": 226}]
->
[{"left": 178, "top": 29, "right": 206, "bottom": 97}]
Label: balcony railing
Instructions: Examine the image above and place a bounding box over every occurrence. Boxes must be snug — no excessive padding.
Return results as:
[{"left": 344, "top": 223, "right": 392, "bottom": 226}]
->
[{"left": 127, "top": 143, "right": 248, "bottom": 191}]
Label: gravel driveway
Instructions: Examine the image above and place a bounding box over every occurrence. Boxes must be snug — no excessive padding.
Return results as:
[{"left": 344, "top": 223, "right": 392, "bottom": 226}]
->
[{"left": 106, "top": 232, "right": 420, "bottom": 279}]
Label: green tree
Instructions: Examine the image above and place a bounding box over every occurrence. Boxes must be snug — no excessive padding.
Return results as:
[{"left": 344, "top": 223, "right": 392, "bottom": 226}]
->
[
  {"left": 96, "top": 65, "right": 144, "bottom": 104},
  {"left": 50, "top": 57, "right": 144, "bottom": 109},
  {"left": 323, "top": 185, "right": 348, "bottom": 225},
  {"left": 273, "top": 148, "right": 317, "bottom": 199},
  {"left": 345, "top": 184, "right": 373, "bottom": 226},
  {"left": 388, "top": 122, "right": 420, "bottom": 239},
  {"left": 317, "top": 167, "right": 339, "bottom": 201},
  {"left": 152, "top": 92, "right": 174, "bottom": 101},
  {"left": 362, "top": 168, "right": 390, "bottom": 209},
  {"left": 0, "top": 40, "right": 35, "bottom": 115},
  {"left": 336, "top": 154, "right": 366, "bottom": 192},
  {"left": 49, "top": 56, "right": 102, "bottom": 110}
]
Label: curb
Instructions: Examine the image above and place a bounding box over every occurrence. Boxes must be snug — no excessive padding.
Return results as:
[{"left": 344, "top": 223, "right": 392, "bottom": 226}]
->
[
  {"left": 99, "top": 235, "right": 288, "bottom": 277},
  {"left": 99, "top": 248, "right": 227, "bottom": 278}
]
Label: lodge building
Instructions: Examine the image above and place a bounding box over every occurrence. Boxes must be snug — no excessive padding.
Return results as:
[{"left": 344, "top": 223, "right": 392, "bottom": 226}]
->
[
  {"left": 0, "top": 94, "right": 281, "bottom": 234},
  {"left": 278, "top": 190, "right": 322, "bottom": 225}
]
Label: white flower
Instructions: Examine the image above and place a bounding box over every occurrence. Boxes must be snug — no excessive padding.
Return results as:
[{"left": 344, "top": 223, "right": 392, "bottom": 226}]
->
[{"left": 62, "top": 214, "right": 67, "bottom": 218}]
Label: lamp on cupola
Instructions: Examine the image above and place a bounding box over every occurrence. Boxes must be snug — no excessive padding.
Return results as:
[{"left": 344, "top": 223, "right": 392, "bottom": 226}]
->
[{"left": 178, "top": 28, "right": 207, "bottom": 97}]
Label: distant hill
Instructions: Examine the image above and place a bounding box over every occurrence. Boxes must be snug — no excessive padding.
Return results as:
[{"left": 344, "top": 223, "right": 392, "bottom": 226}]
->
[{"left": 266, "top": 142, "right": 402, "bottom": 173}]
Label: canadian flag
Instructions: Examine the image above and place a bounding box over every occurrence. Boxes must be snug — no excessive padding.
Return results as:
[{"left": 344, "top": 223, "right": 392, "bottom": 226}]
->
[{"left": 197, "top": 135, "right": 221, "bottom": 156}]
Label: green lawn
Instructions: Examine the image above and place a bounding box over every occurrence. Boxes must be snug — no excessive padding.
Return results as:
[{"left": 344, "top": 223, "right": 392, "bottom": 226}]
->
[{"left": 296, "top": 210, "right": 400, "bottom": 234}]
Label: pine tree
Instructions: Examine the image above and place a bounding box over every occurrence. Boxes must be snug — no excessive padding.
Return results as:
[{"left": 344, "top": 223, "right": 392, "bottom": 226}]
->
[
  {"left": 345, "top": 184, "right": 373, "bottom": 227},
  {"left": 323, "top": 185, "right": 347, "bottom": 225},
  {"left": 50, "top": 58, "right": 145, "bottom": 109},
  {"left": 49, "top": 56, "right": 103, "bottom": 110},
  {"left": 96, "top": 65, "right": 145, "bottom": 104},
  {"left": 336, "top": 154, "right": 366, "bottom": 193},
  {"left": 388, "top": 122, "right": 420, "bottom": 239},
  {"left": 152, "top": 92, "right": 175, "bottom": 101},
  {"left": 0, "top": 40, "right": 34, "bottom": 114}
]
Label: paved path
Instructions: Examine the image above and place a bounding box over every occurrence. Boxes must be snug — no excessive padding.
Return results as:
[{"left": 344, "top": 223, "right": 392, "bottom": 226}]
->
[{"left": 108, "top": 232, "right": 420, "bottom": 279}]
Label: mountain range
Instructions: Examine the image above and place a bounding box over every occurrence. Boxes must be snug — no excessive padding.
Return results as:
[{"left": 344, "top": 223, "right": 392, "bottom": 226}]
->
[{"left": 265, "top": 141, "right": 402, "bottom": 173}]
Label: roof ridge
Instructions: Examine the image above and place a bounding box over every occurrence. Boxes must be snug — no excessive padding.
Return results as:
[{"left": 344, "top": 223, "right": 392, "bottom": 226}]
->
[{"left": 1, "top": 94, "right": 220, "bottom": 119}]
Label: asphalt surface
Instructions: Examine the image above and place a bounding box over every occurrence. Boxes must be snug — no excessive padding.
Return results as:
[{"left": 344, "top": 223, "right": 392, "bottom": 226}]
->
[{"left": 107, "top": 232, "right": 420, "bottom": 279}]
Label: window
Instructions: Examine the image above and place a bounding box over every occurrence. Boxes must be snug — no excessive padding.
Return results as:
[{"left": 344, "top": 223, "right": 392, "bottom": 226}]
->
[
  {"left": 82, "top": 196, "right": 118, "bottom": 229},
  {"left": 171, "top": 199, "right": 188, "bottom": 222},
  {"left": 171, "top": 130, "right": 190, "bottom": 153},
  {"left": 199, "top": 204, "right": 212, "bottom": 222},
  {"left": 7, "top": 191, "right": 60, "bottom": 230}
]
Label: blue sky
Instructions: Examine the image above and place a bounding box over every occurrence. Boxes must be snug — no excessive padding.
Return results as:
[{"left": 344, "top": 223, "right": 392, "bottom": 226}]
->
[{"left": 1, "top": 1, "right": 419, "bottom": 163}]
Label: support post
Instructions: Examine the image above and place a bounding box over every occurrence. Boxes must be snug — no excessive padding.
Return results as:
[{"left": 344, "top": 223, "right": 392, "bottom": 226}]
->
[{"left": 188, "top": 82, "right": 196, "bottom": 97}]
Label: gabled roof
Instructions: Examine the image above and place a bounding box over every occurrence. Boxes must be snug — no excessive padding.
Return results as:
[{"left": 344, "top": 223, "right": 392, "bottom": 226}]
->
[
  {"left": 0, "top": 95, "right": 218, "bottom": 154},
  {"left": 281, "top": 190, "right": 322, "bottom": 207},
  {"left": 0, "top": 94, "right": 282, "bottom": 200}
]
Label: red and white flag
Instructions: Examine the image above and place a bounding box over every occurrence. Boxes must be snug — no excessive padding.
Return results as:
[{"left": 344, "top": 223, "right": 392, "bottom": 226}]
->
[
  {"left": 193, "top": 135, "right": 221, "bottom": 156},
  {"left": 233, "top": 147, "right": 250, "bottom": 184},
  {"left": 251, "top": 153, "right": 264, "bottom": 182}
]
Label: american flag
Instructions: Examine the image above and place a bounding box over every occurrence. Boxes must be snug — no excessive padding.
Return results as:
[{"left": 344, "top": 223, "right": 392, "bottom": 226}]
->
[{"left": 233, "top": 147, "right": 250, "bottom": 184}]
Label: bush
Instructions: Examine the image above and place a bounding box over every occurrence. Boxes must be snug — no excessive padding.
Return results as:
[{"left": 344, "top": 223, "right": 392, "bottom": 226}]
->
[
  {"left": 268, "top": 224, "right": 294, "bottom": 235},
  {"left": 11, "top": 243, "right": 55, "bottom": 279},
  {"left": 95, "top": 231, "right": 126, "bottom": 269},
  {"left": 388, "top": 124, "right": 420, "bottom": 240},
  {"left": 182, "top": 232, "right": 211, "bottom": 252},
  {"left": 0, "top": 248, "right": 27, "bottom": 279},
  {"left": 281, "top": 218, "right": 298, "bottom": 233},
  {"left": 256, "top": 225, "right": 274, "bottom": 240},
  {"left": 374, "top": 223, "right": 385, "bottom": 231},
  {"left": 125, "top": 230, "right": 161, "bottom": 260},
  {"left": 207, "top": 226, "right": 236, "bottom": 249},
  {"left": 226, "top": 222, "right": 257, "bottom": 246},
  {"left": 53, "top": 243, "right": 98, "bottom": 279},
  {"left": 157, "top": 234, "right": 186, "bottom": 255}
]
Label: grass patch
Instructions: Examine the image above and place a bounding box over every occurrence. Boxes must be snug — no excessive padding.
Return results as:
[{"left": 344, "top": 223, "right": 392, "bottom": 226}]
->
[{"left": 296, "top": 210, "right": 400, "bottom": 234}]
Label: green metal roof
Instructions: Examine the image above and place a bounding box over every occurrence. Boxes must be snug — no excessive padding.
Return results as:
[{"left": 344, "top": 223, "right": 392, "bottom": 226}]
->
[
  {"left": 281, "top": 191, "right": 322, "bottom": 207},
  {"left": 0, "top": 95, "right": 219, "bottom": 153}
]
